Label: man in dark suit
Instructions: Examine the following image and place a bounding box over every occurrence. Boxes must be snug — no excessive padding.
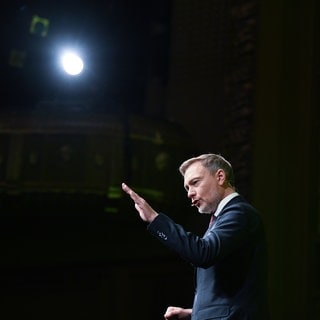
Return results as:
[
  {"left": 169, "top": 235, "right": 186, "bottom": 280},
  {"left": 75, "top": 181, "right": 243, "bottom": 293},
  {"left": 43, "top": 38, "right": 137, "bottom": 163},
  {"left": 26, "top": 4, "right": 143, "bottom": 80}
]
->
[{"left": 122, "top": 153, "right": 269, "bottom": 320}]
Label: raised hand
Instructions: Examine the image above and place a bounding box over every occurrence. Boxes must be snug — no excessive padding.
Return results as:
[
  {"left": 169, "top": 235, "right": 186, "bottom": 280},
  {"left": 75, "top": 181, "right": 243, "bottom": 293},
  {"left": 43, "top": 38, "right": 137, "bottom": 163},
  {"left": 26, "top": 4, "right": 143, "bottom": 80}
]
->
[{"left": 122, "top": 183, "right": 159, "bottom": 223}]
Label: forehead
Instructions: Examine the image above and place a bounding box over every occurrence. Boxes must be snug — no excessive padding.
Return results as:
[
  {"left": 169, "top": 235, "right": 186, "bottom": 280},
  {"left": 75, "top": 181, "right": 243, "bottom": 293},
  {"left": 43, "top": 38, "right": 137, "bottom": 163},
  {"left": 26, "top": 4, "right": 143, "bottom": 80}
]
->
[{"left": 184, "top": 162, "right": 209, "bottom": 183}]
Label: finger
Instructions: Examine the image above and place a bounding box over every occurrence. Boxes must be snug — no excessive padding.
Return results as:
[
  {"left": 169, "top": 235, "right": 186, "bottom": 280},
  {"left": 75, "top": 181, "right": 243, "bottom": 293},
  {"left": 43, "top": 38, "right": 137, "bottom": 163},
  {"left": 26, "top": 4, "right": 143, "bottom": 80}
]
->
[
  {"left": 122, "top": 183, "right": 136, "bottom": 197},
  {"left": 121, "top": 182, "right": 131, "bottom": 193},
  {"left": 122, "top": 183, "right": 141, "bottom": 202}
]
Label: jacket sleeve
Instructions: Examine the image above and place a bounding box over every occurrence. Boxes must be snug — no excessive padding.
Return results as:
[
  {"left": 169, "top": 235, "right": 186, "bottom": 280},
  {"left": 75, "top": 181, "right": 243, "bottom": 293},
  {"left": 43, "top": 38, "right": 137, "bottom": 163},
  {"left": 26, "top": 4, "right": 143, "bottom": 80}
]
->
[{"left": 147, "top": 203, "right": 260, "bottom": 268}]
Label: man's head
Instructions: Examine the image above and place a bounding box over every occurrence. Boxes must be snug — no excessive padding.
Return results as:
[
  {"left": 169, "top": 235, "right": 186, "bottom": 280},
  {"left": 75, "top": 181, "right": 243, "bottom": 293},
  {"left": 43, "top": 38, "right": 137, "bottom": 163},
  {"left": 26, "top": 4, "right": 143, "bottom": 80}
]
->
[{"left": 179, "top": 154, "right": 235, "bottom": 214}]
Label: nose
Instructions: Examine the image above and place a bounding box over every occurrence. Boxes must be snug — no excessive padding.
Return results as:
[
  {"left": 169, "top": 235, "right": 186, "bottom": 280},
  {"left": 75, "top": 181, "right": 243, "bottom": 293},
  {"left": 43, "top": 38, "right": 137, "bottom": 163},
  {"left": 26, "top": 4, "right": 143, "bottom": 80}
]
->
[{"left": 187, "top": 187, "right": 195, "bottom": 198}]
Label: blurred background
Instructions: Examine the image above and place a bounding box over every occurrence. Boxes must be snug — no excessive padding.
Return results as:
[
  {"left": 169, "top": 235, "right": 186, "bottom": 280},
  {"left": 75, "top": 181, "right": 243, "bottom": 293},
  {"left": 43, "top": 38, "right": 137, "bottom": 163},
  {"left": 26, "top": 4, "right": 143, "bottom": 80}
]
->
[{"left": 0, "top": 0, "right": 319, "bottom": 319}]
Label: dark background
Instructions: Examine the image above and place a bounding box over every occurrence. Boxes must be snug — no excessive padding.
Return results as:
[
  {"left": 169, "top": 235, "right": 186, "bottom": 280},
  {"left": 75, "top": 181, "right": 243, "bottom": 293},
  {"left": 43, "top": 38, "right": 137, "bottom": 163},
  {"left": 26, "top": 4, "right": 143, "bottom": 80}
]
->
[{"left": 0, "top": 0, "right": 319, "bottom": 319}]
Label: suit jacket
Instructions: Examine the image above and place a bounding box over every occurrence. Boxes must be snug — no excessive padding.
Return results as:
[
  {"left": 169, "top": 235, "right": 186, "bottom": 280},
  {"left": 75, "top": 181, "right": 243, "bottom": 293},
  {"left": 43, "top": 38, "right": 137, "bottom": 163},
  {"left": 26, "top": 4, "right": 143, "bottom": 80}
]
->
[{"left": 147, "top": 195, "right": 269, "bottom": 320}]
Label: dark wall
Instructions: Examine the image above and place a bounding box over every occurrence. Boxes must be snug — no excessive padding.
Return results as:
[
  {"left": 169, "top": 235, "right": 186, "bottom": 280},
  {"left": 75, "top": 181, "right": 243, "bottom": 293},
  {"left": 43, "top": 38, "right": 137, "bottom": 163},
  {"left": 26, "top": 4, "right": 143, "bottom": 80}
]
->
[{"left": 252, "top": 0, "right": 319, "bottom": 319}]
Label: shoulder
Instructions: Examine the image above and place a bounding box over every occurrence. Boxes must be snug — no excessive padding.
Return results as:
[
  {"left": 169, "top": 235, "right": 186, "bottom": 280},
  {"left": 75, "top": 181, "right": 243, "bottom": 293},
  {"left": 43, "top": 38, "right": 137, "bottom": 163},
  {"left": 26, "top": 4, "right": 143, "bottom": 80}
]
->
[{"left": 218, "top": 196, "right": 261, "bottom": 225}]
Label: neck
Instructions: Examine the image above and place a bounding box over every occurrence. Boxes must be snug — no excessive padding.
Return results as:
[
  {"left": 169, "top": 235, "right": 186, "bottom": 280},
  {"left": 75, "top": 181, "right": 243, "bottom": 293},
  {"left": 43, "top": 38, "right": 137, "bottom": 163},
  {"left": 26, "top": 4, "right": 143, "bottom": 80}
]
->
[{"left": 224, "top": 187, "right": 235, "bottom": 198}]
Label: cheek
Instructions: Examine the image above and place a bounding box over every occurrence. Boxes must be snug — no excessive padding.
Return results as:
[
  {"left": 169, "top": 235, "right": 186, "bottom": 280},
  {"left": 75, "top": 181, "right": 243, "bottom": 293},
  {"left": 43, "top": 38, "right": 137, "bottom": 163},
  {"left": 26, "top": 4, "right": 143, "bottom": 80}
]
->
[
  {"left": 205, "top": 185, "right": 217, "bottom": 198},
  {"left": 200, "top": 185, "right": 212, "bottom": 198}
]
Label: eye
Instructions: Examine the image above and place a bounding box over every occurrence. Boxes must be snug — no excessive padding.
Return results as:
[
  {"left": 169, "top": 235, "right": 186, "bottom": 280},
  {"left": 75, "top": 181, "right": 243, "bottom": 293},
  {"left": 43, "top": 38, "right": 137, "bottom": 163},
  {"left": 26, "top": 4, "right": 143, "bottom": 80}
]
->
[
  {"left": 185, "top": 178, "right": 200, "bottom": 191},
  {"left": 191, "top": 179, "right": 199, "bottom": 186}
]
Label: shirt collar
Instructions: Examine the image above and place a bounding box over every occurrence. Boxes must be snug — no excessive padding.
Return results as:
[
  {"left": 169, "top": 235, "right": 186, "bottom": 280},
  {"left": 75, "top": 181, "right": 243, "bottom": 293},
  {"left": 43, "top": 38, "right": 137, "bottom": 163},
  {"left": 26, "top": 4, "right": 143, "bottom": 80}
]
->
[{"left": 214, "top": 192, "right": 239, "bottom": 217}]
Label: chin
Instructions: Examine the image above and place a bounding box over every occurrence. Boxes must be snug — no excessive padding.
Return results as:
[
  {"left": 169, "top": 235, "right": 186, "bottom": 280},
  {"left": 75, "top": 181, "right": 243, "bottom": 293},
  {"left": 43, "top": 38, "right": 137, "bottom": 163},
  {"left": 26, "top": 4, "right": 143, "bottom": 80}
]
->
[{"left": 198, "top": 208, "right": 210, "bottom": 214}]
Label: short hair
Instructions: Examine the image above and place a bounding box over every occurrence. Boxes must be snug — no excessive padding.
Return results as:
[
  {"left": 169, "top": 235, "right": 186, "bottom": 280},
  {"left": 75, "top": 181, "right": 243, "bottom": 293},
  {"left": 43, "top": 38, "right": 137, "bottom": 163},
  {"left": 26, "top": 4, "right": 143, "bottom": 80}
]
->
[{"left": 179, "top": 153, "right": 235, "bottom": 187}]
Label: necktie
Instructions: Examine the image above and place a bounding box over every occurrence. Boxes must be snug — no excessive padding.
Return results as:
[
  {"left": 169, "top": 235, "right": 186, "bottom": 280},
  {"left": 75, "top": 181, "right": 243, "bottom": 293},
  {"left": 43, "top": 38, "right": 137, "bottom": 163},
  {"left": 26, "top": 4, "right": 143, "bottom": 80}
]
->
[{"left": 209, "top": 214, "right": 216, "bottom": 226}]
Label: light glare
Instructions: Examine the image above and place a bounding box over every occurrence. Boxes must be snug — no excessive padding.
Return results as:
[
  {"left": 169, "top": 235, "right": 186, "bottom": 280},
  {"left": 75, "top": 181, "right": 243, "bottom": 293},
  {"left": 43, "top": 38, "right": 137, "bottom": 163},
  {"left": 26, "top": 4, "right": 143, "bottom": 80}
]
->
[{"left": 61, "top": 52, "right": 84, "bottom": 76}]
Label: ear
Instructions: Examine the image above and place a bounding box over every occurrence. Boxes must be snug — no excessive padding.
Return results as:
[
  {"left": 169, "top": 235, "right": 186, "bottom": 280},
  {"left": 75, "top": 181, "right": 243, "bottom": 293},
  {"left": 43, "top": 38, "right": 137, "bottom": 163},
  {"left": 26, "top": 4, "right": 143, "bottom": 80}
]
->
[{"left": 216, "top": 169, "right": 226, "bottom": 185}]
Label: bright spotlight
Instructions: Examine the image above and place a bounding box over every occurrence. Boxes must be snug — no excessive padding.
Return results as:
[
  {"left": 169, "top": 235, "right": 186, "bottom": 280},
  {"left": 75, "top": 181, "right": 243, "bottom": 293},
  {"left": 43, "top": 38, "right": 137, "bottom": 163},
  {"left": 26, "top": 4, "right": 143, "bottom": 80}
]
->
[{"left": 60, "top": 52, "right": 84, "bottom": 76}]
